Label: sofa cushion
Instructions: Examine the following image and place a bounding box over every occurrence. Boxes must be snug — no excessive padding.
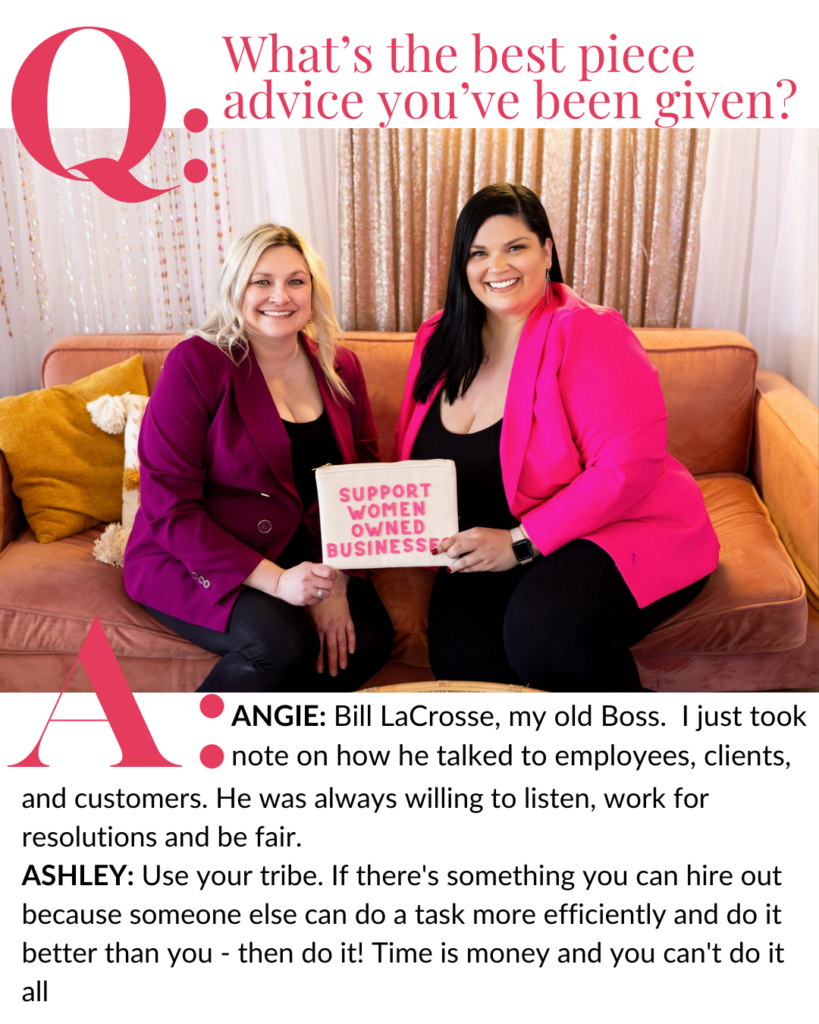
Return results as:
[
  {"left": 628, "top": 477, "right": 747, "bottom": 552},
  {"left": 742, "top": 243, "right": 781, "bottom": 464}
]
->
[
  {"left": 0, "top": 652, "right": 217, "bottom": 693},
  {"left": 0, "top": 528, "right": 216, "bottom": 663},
  {"left": 633, "top": 473, "right": 806, "bottom": 656},
  {"left": 636, "top": 330, "right": 757, "bottom": 476},
  {"left": 344, "top": 337, "right": 416, "bottom": 461},
  {"left": 635, "top": 603, "right": 819, "bottom": 693},
  {"left": 0, "top": 524, "right": 434, "bottom": 673},
  {"left": 39, "top": 329, "right": 759, "bottom": 476},
  {"left": 0, "top": 474, "right": 806, "bottom": 674}
]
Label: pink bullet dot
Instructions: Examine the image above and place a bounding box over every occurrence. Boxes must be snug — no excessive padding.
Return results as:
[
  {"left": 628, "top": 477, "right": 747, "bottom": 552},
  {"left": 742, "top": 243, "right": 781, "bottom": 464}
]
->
[
  {"left": 200, "top": 694, "right": 224, "bottom": 719},
  {"left": 184, "top": 158, "right": 208, "bottom": 184},
  {"left": 184, "top": 108, "right": 209, "bottom": 133},
  {"left": 200, "top": 744, "right": 224, "bottom": 769}
]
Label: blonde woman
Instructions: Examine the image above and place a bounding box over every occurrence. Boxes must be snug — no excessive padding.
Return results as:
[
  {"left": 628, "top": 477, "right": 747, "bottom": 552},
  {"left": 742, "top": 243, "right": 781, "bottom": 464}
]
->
[{"left": 124, "top": 224, "right": 393, "bottom": 692}]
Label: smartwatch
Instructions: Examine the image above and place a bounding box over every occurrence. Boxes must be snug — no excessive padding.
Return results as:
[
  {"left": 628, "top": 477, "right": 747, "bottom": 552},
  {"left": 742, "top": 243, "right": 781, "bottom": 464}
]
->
[{"left": 509, "top": 526, "right": 535, "bottom": 564}]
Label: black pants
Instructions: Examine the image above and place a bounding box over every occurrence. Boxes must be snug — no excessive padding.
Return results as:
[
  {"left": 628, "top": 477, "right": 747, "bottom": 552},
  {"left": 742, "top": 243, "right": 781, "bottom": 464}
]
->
[
  {"left": 146, "top": 577, "right": 394, "bottom": 693},
  {"left": 428, "top": 540, "right": 709, "bottom": 692}
]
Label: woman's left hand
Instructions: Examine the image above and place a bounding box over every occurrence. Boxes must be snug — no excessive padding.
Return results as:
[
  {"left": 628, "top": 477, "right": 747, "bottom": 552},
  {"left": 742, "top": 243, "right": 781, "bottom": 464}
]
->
[
  {"left": 303, "top": 573, "right": 356, "bottom": 675},
  {"left": 436, "top": 528, "right": 518, "bottom": 573}
]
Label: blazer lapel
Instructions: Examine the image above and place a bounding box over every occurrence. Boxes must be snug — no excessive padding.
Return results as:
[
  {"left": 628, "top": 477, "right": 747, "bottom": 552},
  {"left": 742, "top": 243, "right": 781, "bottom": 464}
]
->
[
  {"left": 401, "top": 379, "right": 443, "bottom": 460},
  {"left": 501, "top": 289, "right": 560, "bottom": 507},
  {"left": 304, "top": 339, "right": 357, "bottom": 464},
  {"left": 231, "top": 346, "right": 299, "bottom": 503}
]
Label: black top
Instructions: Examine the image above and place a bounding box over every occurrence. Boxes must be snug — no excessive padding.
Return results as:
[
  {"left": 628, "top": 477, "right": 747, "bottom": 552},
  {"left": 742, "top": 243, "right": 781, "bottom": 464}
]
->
[
  {"left": 283, "top": 411, "right": 341, "bottom": 509},
  {"left": 278, "top": 411, "right": 342, "bottom": 568},
  {"left": 411, "top": 395, "right": 518, "bottom": 533}
]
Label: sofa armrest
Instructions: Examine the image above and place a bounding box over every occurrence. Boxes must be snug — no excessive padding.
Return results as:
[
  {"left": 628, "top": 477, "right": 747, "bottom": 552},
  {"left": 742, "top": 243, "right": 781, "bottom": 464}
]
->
[
  {"left": 0, "top": 448, "right": 25, "bottom": 552},
  {"left": 752, "top": 370, "right": 818, "bottom": 609}
]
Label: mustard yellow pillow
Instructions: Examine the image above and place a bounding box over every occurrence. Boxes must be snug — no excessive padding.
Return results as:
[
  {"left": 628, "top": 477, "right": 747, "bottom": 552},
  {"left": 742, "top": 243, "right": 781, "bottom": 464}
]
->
[{"left": 0, "top": 355, "right": 149, "bottom": 543}]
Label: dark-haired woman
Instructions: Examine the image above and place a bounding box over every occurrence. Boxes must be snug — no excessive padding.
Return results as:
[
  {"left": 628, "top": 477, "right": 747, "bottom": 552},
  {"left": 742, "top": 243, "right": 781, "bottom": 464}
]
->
[{"left": 393, "top": 183, "right": 719, "bottom": 691}]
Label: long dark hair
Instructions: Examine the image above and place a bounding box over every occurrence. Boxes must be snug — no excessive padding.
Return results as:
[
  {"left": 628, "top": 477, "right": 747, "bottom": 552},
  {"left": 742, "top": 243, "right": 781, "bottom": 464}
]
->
[{"left": 413, "top": 182, "right": 563, "bottom": 405}]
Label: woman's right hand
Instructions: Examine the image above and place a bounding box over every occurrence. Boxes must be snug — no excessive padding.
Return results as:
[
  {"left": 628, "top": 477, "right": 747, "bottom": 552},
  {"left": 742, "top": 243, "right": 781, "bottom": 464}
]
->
[
  {"left": 273, "top": 561, "right": 337, "bottom": 606},
  {"left": 244, "top": 558, "right": 337, "bottom": 605}
]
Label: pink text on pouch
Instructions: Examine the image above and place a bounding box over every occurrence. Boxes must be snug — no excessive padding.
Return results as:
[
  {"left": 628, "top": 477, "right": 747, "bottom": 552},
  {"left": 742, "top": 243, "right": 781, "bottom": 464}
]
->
[{"left": 326, "top": 481, "right": 439, "bottom": 560}]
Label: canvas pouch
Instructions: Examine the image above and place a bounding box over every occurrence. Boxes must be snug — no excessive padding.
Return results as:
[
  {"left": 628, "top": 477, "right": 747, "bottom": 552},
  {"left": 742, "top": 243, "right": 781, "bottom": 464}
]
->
[{"left": 316, "top": 459, "right": 458, "bottom": 569}]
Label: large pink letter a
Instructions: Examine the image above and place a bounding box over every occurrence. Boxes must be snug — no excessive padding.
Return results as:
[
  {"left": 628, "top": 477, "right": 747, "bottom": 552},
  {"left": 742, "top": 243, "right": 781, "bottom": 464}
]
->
[{"left": 10, "top": 618, "right": 179, "bottom": 768}]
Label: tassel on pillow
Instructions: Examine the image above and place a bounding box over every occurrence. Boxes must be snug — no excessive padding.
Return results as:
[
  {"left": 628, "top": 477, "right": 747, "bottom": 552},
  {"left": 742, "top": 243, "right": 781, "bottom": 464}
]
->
[
  {"left": 86, "top": 393, "right": 128, "bottom": 434},
  {"left": 93, "top": 522, "right": 130, "bottom": 566},
  {"left": 87, "top": 391, "right": 149, "bottom": 567}
]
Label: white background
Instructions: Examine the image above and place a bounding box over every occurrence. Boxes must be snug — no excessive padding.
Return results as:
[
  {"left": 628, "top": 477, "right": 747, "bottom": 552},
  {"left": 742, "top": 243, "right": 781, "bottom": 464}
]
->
[
  {"left": 1, "top": 693, "right": 817, "bottom": 1022},
  {"left": 0, "top": 0, "right": 814, "bottom": 129}
]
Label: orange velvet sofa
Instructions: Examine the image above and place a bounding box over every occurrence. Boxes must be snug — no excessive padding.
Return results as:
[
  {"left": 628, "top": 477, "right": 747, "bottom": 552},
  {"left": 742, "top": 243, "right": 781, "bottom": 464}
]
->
[{"left": 1, "top": 330, "right": 816, "bottom": 693}]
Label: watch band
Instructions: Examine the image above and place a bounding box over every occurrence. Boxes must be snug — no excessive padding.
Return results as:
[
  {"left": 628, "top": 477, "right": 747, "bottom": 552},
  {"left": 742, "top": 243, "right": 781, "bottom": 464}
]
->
[{"left": 510, "top": 526, "right": 535, "bottom": 564}]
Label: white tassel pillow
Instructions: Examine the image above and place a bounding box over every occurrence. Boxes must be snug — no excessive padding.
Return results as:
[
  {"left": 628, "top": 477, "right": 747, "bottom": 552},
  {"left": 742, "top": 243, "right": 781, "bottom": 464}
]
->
[{"left": 86, "top": 392, "right": 149, "bottom": 566}]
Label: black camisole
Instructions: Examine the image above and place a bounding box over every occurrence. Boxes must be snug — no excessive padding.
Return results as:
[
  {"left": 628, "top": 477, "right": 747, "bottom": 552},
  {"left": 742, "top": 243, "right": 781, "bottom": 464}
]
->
[
  {"left": 411, "top": 395, "right": 518, "bottom": 533},
  {"left": 277, "top": 411, "right": 341, "bottom": 568}
]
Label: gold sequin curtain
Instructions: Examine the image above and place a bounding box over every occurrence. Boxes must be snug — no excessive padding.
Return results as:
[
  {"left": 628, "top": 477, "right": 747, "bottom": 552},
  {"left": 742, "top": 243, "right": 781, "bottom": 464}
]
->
[{"left": 338, "top": 128, "right": 708, "bottom": 331}]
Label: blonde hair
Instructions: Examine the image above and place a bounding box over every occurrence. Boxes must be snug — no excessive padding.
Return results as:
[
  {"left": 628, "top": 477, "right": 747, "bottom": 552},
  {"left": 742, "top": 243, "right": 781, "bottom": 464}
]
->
[{"left": 189, "top": 223, "right": 351, "bottom": 401}]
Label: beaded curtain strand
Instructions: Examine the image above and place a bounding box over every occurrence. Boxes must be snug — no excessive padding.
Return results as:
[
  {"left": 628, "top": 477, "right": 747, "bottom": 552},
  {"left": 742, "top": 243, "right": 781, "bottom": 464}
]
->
[
  {"left": 0, "top": 250, "right": 11, "bottom": 339},
  {"left": 114, "top": 133, "right": 144, "bottom": 332},
  {"left": 15, "top": 138, "right": 52, "bottom": 335},
  {"left": 161, "top": 130, "right": 185, "bottom": 326},
  {"left": 209, "top": 129, "right": 225, "bottom": 264},
  {"left": 0, "top": 140, "right": 28, "bottom": 340},
  {"left": 109, "top": 132, "right": 137, "bottom": 331},
  {"left": 107, "top": 133, "right": 133, "bottom": 331},
  {"left": 119, "top": 197, "right": 143, "bottom": 333},
  {"left": 92, "top": 132, "right": 119, "bottom": 332},
  {"left": 72, "top": 134, "right": 104, "bottom": 332},
  {"left": 136, "top": 157, "right": 157, "bottom": 332},
  {"left": 219, "top": 129, "right": 233, "bottom": 244},
  {"left": 53, "top": 172, "right": 80, "bottom": 334},
  {"left": 63, "top": 175, "right": 90, "bottom": 333},
  {"left": 166, "top": 131, "right": 192, "bottom": 327},
  {"left": 146, "top": 148, "right": 173, "bottom": 329},
  {"left": 0, "top": 137, "right": 28, "bottom": 339},
  {"left": 187, "top": 130, "right": 208, "bottom": 320}
]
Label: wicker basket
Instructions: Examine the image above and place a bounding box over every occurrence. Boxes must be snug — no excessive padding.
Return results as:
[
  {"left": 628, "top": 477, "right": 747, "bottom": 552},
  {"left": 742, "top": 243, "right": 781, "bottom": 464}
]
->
[{"left": 358, "top": 680, "right": 546, "bottom": 693}]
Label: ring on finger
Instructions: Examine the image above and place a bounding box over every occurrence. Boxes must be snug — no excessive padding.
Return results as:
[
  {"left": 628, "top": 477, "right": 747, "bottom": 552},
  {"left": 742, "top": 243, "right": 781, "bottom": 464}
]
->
[{"left": 316, "top": 588, "right": 323, "bottom": 598}]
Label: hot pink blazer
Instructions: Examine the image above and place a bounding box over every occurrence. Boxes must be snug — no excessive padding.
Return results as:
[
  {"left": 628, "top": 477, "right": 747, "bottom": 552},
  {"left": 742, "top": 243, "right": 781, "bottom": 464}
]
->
[
  {"left": 124, "top": 335, "right": 379, "bottom": 630},
  {"left": 392, "top": 285, "right": 719, "bottom": 608}
]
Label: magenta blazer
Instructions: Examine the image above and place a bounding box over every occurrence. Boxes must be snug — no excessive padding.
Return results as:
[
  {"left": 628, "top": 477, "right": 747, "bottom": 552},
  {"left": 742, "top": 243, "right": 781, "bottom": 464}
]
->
[
  {"left": 393, "top": 285, "right": 719, "bottom": 609},
  {"left": 124, "top": 335, "right": 379, "bottom": 630}
]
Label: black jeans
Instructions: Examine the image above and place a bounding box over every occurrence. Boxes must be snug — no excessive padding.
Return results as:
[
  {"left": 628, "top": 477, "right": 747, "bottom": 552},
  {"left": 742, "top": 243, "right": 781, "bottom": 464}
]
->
[
  {"left": 146, "top": 577, "right": 393, "bottom": 693},
  {"left": 427, "top": 539, "right": 710, "bottom": 691}
]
